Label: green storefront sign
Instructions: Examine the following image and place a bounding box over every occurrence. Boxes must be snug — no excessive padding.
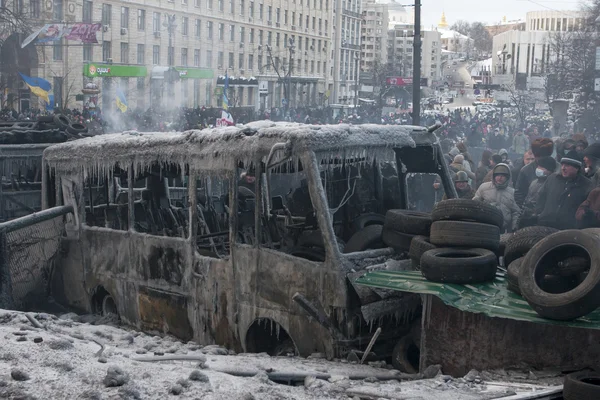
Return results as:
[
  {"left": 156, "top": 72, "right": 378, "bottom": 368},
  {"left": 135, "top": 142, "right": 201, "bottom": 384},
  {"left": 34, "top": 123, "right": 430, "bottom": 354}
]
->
[
  {"left": 175, "top": 67, "right": 214, "bottom": 79},
  {"left": 83, "top": 63, "right": 147, "bottom": 78}
]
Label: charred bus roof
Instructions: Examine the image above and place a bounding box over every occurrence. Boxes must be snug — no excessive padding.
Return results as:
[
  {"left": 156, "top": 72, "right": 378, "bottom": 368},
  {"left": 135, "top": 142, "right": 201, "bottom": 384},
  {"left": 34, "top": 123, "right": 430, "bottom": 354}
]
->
[{"left": 43, "top": 121, "right": 440, "bottom": 176}]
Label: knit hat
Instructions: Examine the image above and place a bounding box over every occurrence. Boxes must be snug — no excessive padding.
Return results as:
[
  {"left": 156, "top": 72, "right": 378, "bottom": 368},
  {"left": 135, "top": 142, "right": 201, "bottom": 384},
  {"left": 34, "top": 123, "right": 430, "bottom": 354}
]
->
[
  {"left": 531, "top": 138, "right": 554, "bottom": 158},
  {"left": 454, "top": 171, "right": 469, "bottom": 182},
  {"left": 584, "top": 142, "right": 600, "bottom": 160},
  {"left": 453, "top": 154, "right": 464, "bottom": 164},
  {"left": 536, "top": 156, "right": 557, "bottom": 172},
  {"left": 560, "top": 150, "right": 583, "bottom": 169}
]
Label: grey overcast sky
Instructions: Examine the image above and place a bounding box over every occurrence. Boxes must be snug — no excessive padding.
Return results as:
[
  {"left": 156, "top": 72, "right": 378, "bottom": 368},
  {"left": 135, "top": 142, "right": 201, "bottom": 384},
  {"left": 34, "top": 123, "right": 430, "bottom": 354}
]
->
[{"left": 421, "top": 0, "right": 581, "bottom": 28}]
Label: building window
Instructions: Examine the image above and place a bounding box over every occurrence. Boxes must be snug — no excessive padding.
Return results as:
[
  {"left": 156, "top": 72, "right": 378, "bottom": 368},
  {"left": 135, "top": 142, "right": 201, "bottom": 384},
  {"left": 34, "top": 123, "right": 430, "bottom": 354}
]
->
[
  {"left": 248, "top": 54, "right": 253, "bottom": 69},
  {"left": 230, "top": 24, "right": 235, "bottom": 41},
  {"left": 239, "top": 53, "right": 244, "bottom": 69},
  {"left": 229, "top": 0, "right": 234, "bottom": 14},
  {"left": 258, "top": 54, "right": 262, "bottom": 70},
  {"left": 249, "top": 28, "right": 254, "bottom": 43},
  {"left": 83, "top": 43, "right": 92, "bottom": 61},
  {"left": 258, "top": 29, "right": 263, "bottom": 45},
  {"left": 276, "top": 32, "right": 280, "bottom": 47},
  {"left": 168, "top": 46, "right": 174, "bottom": 65},
  {"left": 218, "top": 51, "right": 224, "bottom": 67},
  {"left": 182, "top": 17, "right": 189, "bottom": 36},
  {"left": 268, "top": 5, "right": 272, "bottom": 21},
  {"left": 248, "top": 87, "right": 254, "bottom": 105},
  {"left": 195, "top": 0, "right": 200, "bottom": 6},
  {"left": 259, "top": 3, "right": 263, "bottom": 19},
  {"left": 121, "top": 42, "right": 129, "bottom": 63},
  {"left": 218, "top": 23, "right": 224, "bottom": 40},
  {"left": 276, "top": 7, "right": 280, "bottom": 23},
  {"left": 137, "top": 44, "right": 145, "bottom": 64},
  {"left": 152, "top": 12, "right": 161, "bottom": 32},
  {"left": 102, "top": 4, "right": 112, "bottom": 25},
  {"left": 249, "top": 0, "right": 254, "bottom": 16},
  {"left": 181, "top": 48, "right": 188, "bottom": 66},
  {"left": 102, "top": 41, "right": 111, "bottom": 60},
  {"left": 194, "top": 49, "right": 200, "bottom": 66},
  {"left": 218, "top": 0, "right": 223, "bottom": 11},
  {"left": 239, "top": 26, "right": 245, "bottom": 43},
  {"left": 228, "top": 52, "right": 234, "bottom": 68},
  {"left": 267, "top": 31, "right": 271, "bottom": 45},
  {"left": 206, "top": 50, "right": 213, "bottom": 67},
  {"left": 137, "top": 9, "right": 145, "bottom": 31},
  {"left": 53, "top": 39, "right": 63, "bottom": 60},
  {"left": 240, "top": 0, "right": 244, "bottom": 15},
  {"left": 152, "top": 45, "right": 160, "bottom": 64},
  {"left": 53, "top": 0, "right": 63, "bottom": 20},
  {"left": 183, "top": 0, "right": 188, "bottom": 4},
  {"left": 207, "top": 21, "right": 213, "bottom": 39},
  {"left": 121, "top": 7, "right": 129, "bottom": 29},
  {"left": 195, "top": 19, "right": 201, "bottom": 38},
  {"left": 207, "top": 0, "right": 212, "bottom": 8},
  {"left": 82, "top": 0, "right": 92, "bottom": 22}
]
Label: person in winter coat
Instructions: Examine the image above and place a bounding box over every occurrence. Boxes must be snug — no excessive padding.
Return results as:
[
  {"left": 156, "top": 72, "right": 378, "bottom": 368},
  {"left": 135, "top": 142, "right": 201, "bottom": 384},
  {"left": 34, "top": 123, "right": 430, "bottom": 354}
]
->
[
  {"left": 498, "top": 148, "right": 513, "bottom": 168},
  {"left": 483, "top": 154, "right": 503, "bottom": 183},
  {"left": 576, "top": 187, "right": 600, "bottom": 228},
  {"left": 515, "top": 138, "right": 554, "bottom": 207},
  {"left": 476, "top": 150, "right": 493, "bottom": 189},
  {"left": 512, "top": 150, "right": 535, "bottom": 188},
  {"left": 473, "top": 163, "right": 521, "bottom": 232},
  {"left": 443, "top": 171, "right": 475, "bottom": 200},
  {"left": 456, "top": 142, "right": 476, "bottom": 172},
  {"left": 536, "top": 150, "right": 593, "bottom": 230},
  {"left": 583, "top": 142, "right": 600, "bottom": 188},
  {"left": 512, "top": 130, "right": 530, "bottom": 156},
  {"left": 518, "top": 156, "right": 557, "bottom": 228},
  {"left": 449, "top": 154, "right": 476, "bottom": 181}
]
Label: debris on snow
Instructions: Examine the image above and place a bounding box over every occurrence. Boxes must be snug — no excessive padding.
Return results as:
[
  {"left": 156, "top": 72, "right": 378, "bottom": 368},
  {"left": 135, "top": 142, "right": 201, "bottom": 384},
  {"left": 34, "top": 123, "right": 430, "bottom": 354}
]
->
[
  {"left": 103, "top": 366, "right": 130, "bottom": 387},
  {"left": 189, "top": 370, "right": 210, "bottom": 383},
  {"left": 10, "top": 368, "right": 30, "bottom": 381}
]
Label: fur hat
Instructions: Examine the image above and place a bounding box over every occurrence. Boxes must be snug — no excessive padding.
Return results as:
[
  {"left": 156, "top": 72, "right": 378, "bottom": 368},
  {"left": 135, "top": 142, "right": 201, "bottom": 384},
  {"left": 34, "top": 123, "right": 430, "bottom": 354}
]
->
[
  {"left": 491, "top": 154, "right": 503, "bottom": 165},
  {"left": 457, "top": 142, "right": 468, "bottom": 153},
  {"left": 453, "top": 154, "right": 464, "bottom": 164},
  {"left": 531, "top": 138, "right": 554, "bottom": 158},
  {"left": 449, "top": 147, "right": 460, "bottom": 157},
  {"left": 561, "top": 150, "right": 583, "bottom": 169},
  {"left": 536, "top": 156, "right": 557, "bottom": 172},
  {"left": 584, "top": 142, "right": 600, "bottom": 160},
  {"left": 572, "top": 133, "right": 588, "bottom": 148}
]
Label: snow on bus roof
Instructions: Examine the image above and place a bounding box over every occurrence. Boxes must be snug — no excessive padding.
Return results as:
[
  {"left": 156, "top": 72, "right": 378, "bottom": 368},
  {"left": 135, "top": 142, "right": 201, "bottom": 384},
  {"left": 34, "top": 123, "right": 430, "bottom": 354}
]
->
[{"left": 43, "top": 121, "right": 433, "bottom": 177}]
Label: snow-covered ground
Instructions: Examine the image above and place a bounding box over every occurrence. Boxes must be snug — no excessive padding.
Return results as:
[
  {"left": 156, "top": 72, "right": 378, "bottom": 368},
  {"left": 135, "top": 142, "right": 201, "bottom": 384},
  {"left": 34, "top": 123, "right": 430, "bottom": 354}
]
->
[{"left": 0, "top": 309, "right": 563, "bottom": 399}]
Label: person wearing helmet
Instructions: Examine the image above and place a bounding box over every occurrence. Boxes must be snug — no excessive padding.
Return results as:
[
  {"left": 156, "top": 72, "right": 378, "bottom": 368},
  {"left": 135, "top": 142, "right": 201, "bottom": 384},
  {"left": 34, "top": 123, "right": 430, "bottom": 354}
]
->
[
  {"left": 443, "top": 171, "right": 474, "bottom": 200},
  {"left": 473, "top": 163, "right": 521, "bottom": 232}
]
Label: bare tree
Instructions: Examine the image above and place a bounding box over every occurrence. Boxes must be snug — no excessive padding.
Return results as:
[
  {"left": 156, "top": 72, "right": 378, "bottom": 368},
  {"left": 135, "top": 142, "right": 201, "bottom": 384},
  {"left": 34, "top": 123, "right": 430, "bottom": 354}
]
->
[
  {"left": 502, "top": 82, "right": 536, "bottom": 126},
  {"left": 45, "top": 65, "right": 80, "bottom": 110}
]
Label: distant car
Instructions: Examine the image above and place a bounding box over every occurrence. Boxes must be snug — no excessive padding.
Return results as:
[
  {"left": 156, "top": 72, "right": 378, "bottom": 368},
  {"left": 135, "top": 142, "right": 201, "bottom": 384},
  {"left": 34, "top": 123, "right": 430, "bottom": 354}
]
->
[{"left": 465, "top": 83, "right": 471, "bottom": 87}]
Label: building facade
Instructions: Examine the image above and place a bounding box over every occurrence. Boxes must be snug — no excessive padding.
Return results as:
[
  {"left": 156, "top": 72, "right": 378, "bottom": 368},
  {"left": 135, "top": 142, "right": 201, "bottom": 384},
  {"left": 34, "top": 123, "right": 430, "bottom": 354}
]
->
[
  {"left": 330, "top": 0, "right": 361, "bottom": 104},
  {"left": 1, "top": 0, "right": 334, "bottom": 112},
  {"left": 491, "top": 10, "right": 584, "bottom": 88},
  {"left": 360, "top": 1, "right": 388, "bottom": 72}
]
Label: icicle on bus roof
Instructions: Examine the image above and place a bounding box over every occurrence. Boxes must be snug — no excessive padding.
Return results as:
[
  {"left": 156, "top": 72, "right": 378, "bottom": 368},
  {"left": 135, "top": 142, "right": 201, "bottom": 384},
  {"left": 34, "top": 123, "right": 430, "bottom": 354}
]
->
[{"left": 43, "top": 122, "right": 438, "bottom": 178}]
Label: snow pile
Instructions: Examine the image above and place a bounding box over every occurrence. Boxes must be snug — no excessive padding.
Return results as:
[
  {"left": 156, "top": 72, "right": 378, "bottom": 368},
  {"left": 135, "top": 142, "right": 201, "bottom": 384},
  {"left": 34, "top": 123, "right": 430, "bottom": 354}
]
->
[{"left": 0, "top": 309, "right": 562, "bottom": 399}]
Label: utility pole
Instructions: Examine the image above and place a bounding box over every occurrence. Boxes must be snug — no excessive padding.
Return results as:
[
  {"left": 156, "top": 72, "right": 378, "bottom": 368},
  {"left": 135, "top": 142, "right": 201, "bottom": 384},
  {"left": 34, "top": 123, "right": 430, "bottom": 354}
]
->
[
  {"left": 411, "top": 0, "right": 421, "bottom": 125},
  {"left": 286, "top": 38, "right": 295, "bottom": 115}
]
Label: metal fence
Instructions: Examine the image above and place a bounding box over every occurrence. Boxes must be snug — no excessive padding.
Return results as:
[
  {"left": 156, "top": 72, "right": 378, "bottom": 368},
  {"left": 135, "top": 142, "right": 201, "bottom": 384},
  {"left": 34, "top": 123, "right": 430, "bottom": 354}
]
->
[{"left": 0, "top": 205, "right": 72, "bottom": 310}]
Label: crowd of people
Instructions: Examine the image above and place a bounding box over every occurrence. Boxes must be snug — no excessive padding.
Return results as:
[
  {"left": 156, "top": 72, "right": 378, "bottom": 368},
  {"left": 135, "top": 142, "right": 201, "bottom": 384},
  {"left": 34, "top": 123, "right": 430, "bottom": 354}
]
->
[{"left": 440, "top": 132, "right": 600, "bottom": 233}]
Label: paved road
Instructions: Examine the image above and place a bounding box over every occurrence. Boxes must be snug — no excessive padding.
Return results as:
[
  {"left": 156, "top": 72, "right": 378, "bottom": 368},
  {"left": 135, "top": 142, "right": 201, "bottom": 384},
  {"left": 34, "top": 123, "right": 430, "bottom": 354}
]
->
[{"left": 442, "top": 61, "right": 476, "bottom": 109}]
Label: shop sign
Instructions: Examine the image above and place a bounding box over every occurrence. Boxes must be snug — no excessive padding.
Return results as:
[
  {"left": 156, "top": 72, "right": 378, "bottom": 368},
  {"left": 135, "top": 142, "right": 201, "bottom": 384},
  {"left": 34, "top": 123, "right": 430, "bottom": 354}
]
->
[{"left": 83, "top": 63, "right": 147, "bottom": 78}]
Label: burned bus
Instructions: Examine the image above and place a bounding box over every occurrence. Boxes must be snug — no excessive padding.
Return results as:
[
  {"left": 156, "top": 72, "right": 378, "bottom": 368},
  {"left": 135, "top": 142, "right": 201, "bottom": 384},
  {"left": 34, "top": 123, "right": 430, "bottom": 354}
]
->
[{"left": 42, "top": 121, "right": 454, "bottom": 360}]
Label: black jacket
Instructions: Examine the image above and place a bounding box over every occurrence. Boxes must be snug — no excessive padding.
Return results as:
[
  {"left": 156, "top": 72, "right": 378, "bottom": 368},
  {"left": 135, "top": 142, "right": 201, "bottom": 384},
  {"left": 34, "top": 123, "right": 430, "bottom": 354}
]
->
[
  {"left": 536, "top": 172, "right": 593, "bottom": 230},
  {"left": 515, "top": 161, "right": 537, "bottom": 206}
]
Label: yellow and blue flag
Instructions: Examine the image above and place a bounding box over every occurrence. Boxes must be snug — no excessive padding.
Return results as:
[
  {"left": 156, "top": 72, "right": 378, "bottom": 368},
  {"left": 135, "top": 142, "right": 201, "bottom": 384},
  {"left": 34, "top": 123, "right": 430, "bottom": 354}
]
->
[
  {"left": 18, "top": 73, "right": 51, "bottom": 103},
  {"left": 115, "top": 87, "right": 128, "bottom": 112},
  {"left": 222, "top": 70, "right": 229, "bottom": 111}
]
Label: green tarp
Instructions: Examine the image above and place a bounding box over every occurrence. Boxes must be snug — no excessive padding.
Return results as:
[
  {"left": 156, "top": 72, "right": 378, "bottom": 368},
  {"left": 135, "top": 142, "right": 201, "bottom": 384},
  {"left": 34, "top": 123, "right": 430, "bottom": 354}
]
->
[{"left": 355, "top": 270, "right": 600, "bottom": 330}]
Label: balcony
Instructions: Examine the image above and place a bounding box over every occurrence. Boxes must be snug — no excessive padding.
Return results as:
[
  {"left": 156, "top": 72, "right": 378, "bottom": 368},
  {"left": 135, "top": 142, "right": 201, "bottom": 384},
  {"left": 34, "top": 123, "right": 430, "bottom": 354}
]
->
[{"left": 342, "top": 9, "right": 361, "bottom": 18}]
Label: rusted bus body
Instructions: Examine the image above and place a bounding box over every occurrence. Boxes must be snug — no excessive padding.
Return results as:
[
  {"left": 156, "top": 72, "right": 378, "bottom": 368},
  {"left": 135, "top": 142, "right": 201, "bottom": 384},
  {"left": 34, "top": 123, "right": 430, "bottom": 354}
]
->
[
  {"left": 0, "top": 144, "right": 50, "bottom": 221},
  {"left": 43, "top": 122, "right": 454, "bottom": 357}
]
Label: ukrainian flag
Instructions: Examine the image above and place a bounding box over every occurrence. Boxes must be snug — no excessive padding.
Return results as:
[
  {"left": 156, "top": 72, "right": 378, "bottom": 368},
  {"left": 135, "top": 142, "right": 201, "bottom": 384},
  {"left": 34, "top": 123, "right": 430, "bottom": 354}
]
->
[
  {"left": 18, "top": 73, "right": 51, "bottom": 103},
  {"left": 115, "top": 87, "right": 128, "bottom": 113}
]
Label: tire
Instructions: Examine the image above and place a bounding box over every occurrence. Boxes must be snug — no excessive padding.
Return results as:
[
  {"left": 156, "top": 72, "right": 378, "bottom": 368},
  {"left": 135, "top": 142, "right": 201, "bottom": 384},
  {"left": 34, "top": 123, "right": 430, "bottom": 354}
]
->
[
  {"left": 519, "top": 230, "right": 600, "bottom": 321},
  {"left": 420, "top": 248, "right": 498, "bottom": 284},
  {"left": 391, "top": 336, "right": 419, "bottom": 374},
  {"left": 272, "top": 339, "right": 298, "bottom": 357},
  {"left": 499, "top": 233, "right": 513, "bottom": 256},
  {"left": 351, "top": 213, "right": 386, "bottom": 233},
  {"left": 431, "top": 199, "right": 504, "bottom": 228},
  {"left": 37, "top": 115, "right": 55, "bottom": 123},
  {"left": 53, "top": 114, "right": 70, "bottom": 130},
  {"left": 101, "top": 295, "right": 118, "bottom": 317},
  {"left": 344, "top": 225, "right": 385, "bottom": 253},
  {"left": 66, "top": 122, "right": 88, "bottom": 134},
  {"left": 384, "top": 210, "right": 431, "bottom": 236},
  {"left": 506, "top": 257, "right": 523, "bottom": 295},
  {"left": 563, "top": 371, "right": 600, "bottom": 400},
  {"left": 430, "top": 220, "right": 500, "bottom": 251},
  {"left": 544, "top": 256, "right": 589, "bottom": 277},
  {"left": 381, "top": 228, "right": 414, "bottom": 253},
  {"left": 504, "top": 226, "right": 559, "bottom": 266},
  {"left": 408, "top": 236, "right": 436, "bottom": 264}
]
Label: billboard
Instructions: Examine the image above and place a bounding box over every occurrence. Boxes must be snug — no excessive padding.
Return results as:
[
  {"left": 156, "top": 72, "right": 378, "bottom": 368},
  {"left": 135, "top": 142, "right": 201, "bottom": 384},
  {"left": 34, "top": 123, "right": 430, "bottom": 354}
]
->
[{"left": 385, "top": 77, "right": 428, "bottom": 86}]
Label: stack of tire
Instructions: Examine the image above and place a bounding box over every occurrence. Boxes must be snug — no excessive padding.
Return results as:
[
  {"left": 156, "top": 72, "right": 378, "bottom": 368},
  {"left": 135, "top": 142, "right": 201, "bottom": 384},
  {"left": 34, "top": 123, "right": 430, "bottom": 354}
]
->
[
  {"left": 413, "top": 199, "right": 504, "bottom": 284},
  {"left": 563, "top": 370, "right": 600, "bottom": 399},
  {"left": 0, "top": 114, "right": 88, "bottom": 145},
  {"left": 37, "top": 114, "right": 89, "bottom": 136},
  {"left": 381, "top": 210, "right": 432, "bottom": 254},
  {"left": 506, "top": 228, "right": 599, "bottom": 321}
]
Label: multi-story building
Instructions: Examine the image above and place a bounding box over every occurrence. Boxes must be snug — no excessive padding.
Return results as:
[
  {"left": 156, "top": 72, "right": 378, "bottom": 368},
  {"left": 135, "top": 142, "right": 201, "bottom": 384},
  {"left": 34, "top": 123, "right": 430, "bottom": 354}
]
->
[
  {"left": 1, "top": 0, "right": 333, "bottom": 112},
  {"left": 387, "top": 23, "right": 441, "bottom": 86},
  {"left": 491, "top": 10, "right": 584, "bottom": 88},
  {"left": 360, "top": 0, "right": 388, "bottom": 72},
  {"left": 331, "top": 0, "right": 361, "bottom": 104}
]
